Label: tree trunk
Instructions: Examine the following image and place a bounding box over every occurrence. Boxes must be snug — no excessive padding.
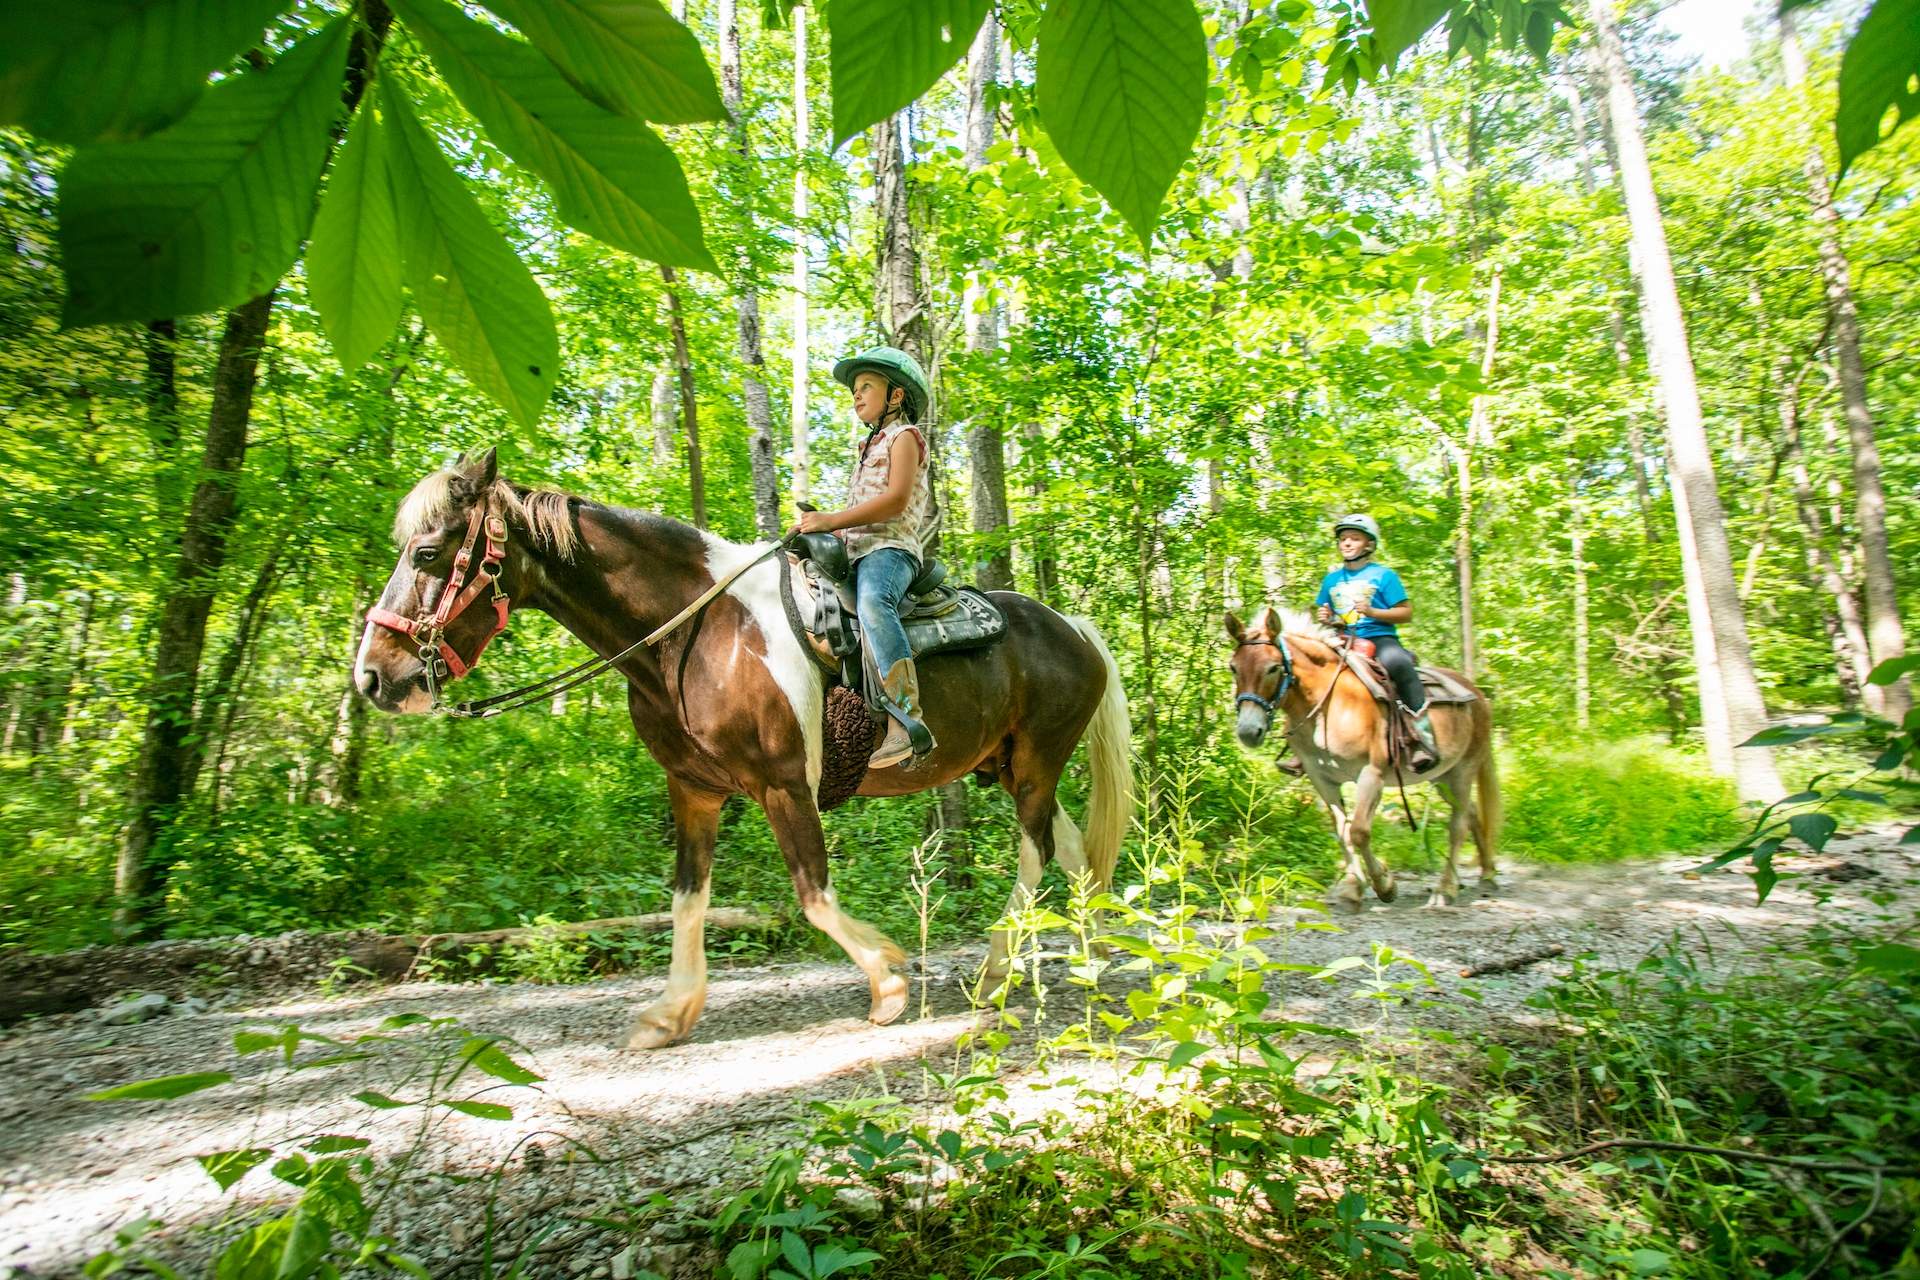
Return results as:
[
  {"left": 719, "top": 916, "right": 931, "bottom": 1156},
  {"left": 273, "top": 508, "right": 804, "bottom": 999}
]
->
[
  {"left": 720, "top": 0, "right": 782, "bottom": 539},
  {"left": 1778, "top": 366, "right": 1874, "bottom": 702},
  {"left": 181, "top": 531, "right": 288, "bottom": 800},
  {"left": 1588, "top": 0, "right": 1782, "bottom": 802},
  {"left": 963, "top": 16, "right": 1013, "bottom": 594},
  {"left": 115, "top": 293, "right": 275, "bottom": 935},
  {"left": 1780, "top": 12, "right": 1908, "bottom": 719},
  {"left": 1571, "top": 495, "right": 1590, "bottom": 729},
  {"left": 790, "top": 3, "right": 811, "bottom": 507},
  {"left": 650, "top": 370, "right": 676, "bottom": 467},
  {"left": 661, "top": 266, "right": 706, "bottom": 529}
]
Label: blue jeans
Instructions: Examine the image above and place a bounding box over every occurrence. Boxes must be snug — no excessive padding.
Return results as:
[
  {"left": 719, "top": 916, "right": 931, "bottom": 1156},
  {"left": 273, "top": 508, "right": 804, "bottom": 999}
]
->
[{"left": 853, "top": 548, "right": 917, "bottom": 697}]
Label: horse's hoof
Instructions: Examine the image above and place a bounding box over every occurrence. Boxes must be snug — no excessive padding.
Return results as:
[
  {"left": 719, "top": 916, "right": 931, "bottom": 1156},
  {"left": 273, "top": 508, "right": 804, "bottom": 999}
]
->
[
  {"left": 1373, "top": 877, "right": 1399, "bottom": 904},
  {"left": 868, "top": 974, "right": 909, "bottom": 1026},
  {"left": 1478, "top": 876, "right": 1499, "bottom": 896},
  {"left": 1330, "top": 878, "right": 1366, "bottom": 914},
  {"left": 1424, "top": 891, "right": 1455, "bottom": 909},
  {"left": 623, "top": 1018, "right": 687, "bottom": 1051}
]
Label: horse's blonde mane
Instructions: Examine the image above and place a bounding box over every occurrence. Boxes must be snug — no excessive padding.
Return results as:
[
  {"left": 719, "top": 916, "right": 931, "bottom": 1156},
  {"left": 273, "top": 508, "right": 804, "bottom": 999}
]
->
[{"left": 393, "top": 470, "right": 578, "bottom": 562}]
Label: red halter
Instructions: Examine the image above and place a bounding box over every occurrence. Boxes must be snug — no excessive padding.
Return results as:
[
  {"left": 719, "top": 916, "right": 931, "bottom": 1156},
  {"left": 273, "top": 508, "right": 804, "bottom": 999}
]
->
[{"left": 368, "top": 505, "right": 511, "bottom": 682}]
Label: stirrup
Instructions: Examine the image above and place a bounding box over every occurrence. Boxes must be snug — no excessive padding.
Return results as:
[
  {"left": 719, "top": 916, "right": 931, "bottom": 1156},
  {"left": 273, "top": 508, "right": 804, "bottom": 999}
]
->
[{"left": 870, "top": 707, "right": 935, "bottom": 769}]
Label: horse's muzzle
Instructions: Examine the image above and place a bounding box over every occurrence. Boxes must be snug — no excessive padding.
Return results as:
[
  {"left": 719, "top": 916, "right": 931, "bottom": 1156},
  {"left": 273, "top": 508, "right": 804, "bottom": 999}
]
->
[{"left": 1235, "top": 708, "right": 1270, "bottom": 748}]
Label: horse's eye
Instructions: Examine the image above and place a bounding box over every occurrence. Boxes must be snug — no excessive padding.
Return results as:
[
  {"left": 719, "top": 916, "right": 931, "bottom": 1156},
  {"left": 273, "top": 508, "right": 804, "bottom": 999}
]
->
[
  {"left": 1265, "top": 663, "right": 1281, "bottom": 678},
  {"left": 412, "top": 545, "right": 440, "bottom": 567}
]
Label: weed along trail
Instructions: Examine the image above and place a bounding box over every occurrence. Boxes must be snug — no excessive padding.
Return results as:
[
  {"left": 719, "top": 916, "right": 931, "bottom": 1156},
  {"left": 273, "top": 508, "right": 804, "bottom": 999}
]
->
[{"left": 3, "top": 825, "right": 1915, "bottom": 1277}]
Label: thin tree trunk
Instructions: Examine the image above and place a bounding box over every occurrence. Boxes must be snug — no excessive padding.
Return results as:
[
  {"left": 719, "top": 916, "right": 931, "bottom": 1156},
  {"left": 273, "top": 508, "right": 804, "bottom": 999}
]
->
[
  {"left": 180, "top": 531, "right": 288, "bottom": 800},
  {"left": 720, "top": 0, "right": 781, "bottom": 538},
  {"left": 790, "top": 3, "right": 811, "bottom": 507},
  {"left": 1778, "top": 366, "right": 1875, "bottom": 701},
  {"left": 661, "top": 266, "right": 706, "bottom": 529},
  {"left": 964, "top": 16, "right": 1013, "bottom": 593},
  {"left": 1588, "top": 0, "right": 1782, "bottom": 802},
  {"left": 1780, "top": 13, "right": 1908, "bottom": 718},
  {"left": 1571, "top": 494, "right": 1591, "bottom": 728},
  {"left": 650, "top": 370, "right": 676, "bottom": 467},
  {"left": 115, "top": 293, "right": 275, "bottom": 934}
]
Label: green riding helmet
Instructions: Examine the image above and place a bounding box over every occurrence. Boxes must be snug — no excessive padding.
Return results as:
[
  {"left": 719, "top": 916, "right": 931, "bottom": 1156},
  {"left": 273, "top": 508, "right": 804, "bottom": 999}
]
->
[
  {"left": 1332, "top": 513, "right": 1382, "bottom": 544},
  {"left": 832, "top": 346, "right": 930, "bottom": 423}
]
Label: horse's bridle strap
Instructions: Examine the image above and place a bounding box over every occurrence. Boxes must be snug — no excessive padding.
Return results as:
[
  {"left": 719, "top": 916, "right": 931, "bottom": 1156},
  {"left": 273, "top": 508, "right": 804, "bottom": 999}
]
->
[
  {"left": 370, "top": 505, "right": 511, "bottom": 682},
  {"left": 1234, "top": 634, "right": 1295, "bottom": 725}
]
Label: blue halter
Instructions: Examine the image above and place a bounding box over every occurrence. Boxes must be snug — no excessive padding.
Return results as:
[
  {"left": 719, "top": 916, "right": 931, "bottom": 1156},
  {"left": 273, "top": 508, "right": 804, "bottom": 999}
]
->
[{"left": 1235, "top": 635, "right": 1294, "bottom": 724}]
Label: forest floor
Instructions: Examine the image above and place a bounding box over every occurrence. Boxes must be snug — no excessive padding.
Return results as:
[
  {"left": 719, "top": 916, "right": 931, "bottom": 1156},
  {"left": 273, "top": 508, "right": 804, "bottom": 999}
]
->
[{"left": 3, "top": 824, "right": 1915, "bottom": 1278}]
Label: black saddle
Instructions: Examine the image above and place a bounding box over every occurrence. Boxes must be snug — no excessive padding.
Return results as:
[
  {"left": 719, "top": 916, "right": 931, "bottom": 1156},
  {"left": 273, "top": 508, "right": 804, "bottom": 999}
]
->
[{"left": 782, "top": 532, "right": 1008, "bottom": 685}]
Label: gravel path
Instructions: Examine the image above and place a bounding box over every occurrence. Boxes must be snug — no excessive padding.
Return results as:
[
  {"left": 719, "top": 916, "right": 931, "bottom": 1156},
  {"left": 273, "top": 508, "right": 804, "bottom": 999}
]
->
[{"left": 4, "top": 826, "right": 1914, "bottom": 1278}]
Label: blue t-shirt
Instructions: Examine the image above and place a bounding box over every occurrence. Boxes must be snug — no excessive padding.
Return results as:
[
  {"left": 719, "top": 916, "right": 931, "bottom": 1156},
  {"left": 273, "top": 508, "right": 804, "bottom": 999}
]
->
[{"left": 1314, "top": 562, "right": 1408, "bottom": 639}]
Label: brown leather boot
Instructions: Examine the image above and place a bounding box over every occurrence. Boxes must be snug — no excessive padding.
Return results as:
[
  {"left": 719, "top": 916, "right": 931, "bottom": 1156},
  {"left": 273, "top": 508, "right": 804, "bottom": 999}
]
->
[{"left": 870, "top": 657, "right": 935, "bottom": 768}]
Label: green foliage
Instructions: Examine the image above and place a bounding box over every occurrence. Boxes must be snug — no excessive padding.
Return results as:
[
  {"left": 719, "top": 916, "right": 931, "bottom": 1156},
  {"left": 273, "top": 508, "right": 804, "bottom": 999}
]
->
[
  {"left": 1501, "top": 738, "right": 1745, "bottom": 863},
  {"left": 84, "top": 1012, "right": 543, "bottom": 1279},
  {"left": 0, "top": 0, "right": 287, "bottom": 144},
  {"left": 55, "top": 16, "right": 353, "bottom": 326},
  {"left": 1036, "top": 0, "right": 1210, "bottom": 246},
  {"left": 825, "top": 0, "right": 992, "bottom": 146},
  {"left": 380, "top": 76, "right": 558, "bottom": 429},
  {"left": 308, "top": 77, "right": 403, "bottom": 374},
  {"left": 477, "top": 0, "right": 727, "bottom": 125},
  {"left": 1835, "top": 0, "right": 1920, "bottom": 176}
]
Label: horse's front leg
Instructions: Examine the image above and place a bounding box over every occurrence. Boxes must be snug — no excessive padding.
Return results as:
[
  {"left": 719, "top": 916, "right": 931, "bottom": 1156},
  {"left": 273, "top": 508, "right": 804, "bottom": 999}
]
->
[
  {"left": 1304, "top": 766, "right": 1364, "bottom": 913},
  {"left": 625, "top": 779, "right": 726, "bottom": 1049},
  {"left": 1348, "top": 765, "right": 1398, "bottom": 905},
  {"left": 761, "top": 786, "right": 909, "bottom": 1026}
]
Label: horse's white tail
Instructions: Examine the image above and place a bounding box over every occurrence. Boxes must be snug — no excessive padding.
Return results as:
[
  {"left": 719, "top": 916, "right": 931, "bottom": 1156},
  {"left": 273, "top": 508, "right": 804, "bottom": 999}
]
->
[{"left": 1067, "top": 617, "right": 1135, "bottom": 890}]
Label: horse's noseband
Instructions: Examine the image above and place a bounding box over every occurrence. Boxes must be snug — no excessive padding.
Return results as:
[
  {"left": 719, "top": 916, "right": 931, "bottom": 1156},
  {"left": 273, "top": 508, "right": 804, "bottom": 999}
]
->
[
  {"left": 1234, "top": 635, "right": 1294, "bottom": 726},
  {"left": 368, "top": 504, "right": 511, "bottom": 690}
]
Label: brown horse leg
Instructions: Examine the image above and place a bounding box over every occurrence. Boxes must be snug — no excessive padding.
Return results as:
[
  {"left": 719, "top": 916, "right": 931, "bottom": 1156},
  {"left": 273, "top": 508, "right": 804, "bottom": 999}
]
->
[
  {"left": 761, "top": 785, "right": 909, "bottom": 1025},
  {"left": 1305, "top": 769, "right": 1365, "bottom": 914},
  {"left": 1426, "top": 773, "right": 1469, "bottom": 909},
  {"left": 625, "top": 780, "right": 725, "bottom": 1049},
  {"left": 1347, "top": 765, "right": 1398, "bottom": 906}
]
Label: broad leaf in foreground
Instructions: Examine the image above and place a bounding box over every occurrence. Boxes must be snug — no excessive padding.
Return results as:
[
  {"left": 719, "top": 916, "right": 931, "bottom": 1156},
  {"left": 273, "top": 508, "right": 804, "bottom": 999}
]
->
[
  {"left": 380, "top": 79, "right": 558, "bottom": 429},
  {"left": 478, "top": 0, "right": 724, "bottom": 124},
  {"left": 1366, "top": 0, "right": 1448, "bottom": 69},
  {"left": 396, "top": 0, "right": 714, "bottom": 270},
  {"left": 1036, "top": 0, "right": 1208, "bottom": 246},
  {"left": 825, "top": 0, "right": 993, "bottom": 146},
  {"left": 0, "top": 0, "right": 287, "bottom": 144},
  {"left": 309, "top": 93, "right": 403, "bottom": 373},
  {"left": 57, "top": 16, "right": 352, "bottom": 326},
  {"left": 1836, "top": 0, "right": 1920, "bottom": 176}
]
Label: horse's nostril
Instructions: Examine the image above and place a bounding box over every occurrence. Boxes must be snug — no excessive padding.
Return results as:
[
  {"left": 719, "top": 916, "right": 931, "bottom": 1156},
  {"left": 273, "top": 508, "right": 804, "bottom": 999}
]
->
[{"left": 356, "top": 667, "right": 379, "bottom": 699}]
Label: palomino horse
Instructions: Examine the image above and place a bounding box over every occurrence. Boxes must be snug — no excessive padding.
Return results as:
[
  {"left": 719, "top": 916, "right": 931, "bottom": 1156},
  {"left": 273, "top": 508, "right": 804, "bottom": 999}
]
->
[
  {"left": 353, "top": 451, "right": 1133, "bottom": 1047},
  {"left": 1224, "top": 606, "right": 1498, "bottom": 911}
]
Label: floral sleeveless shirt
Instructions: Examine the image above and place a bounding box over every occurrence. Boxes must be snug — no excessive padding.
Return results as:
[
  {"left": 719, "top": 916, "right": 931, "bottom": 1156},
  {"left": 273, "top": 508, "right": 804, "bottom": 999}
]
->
[{"left": 843, "top": 420, "right": 938, "bottom": 564}]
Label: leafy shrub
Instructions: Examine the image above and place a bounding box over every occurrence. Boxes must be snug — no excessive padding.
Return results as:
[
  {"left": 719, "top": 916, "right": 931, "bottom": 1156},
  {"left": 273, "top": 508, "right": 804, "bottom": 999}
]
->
[{"left": 1500, "top": 736, "right": 1744, "bottom": 862}]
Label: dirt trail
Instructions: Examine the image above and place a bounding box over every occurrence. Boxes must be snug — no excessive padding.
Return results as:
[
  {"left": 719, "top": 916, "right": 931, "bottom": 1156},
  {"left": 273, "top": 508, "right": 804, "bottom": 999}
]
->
[{"left": 4, "top": 827, "right": 1914, "bottom": 1278}]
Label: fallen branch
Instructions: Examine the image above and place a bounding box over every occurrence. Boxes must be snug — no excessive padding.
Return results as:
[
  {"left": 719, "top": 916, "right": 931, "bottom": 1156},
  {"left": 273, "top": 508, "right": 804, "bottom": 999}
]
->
[
  {"left": 1481, "top": 1137, "right": 1917, "bottom": 1177},
  {"left": 1459, "top": 943, "right": 1564, "bottom": 978}
]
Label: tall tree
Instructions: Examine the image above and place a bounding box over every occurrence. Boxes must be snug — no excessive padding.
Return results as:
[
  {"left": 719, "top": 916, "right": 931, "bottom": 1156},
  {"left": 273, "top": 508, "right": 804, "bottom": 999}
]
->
[
  {"left": 789, "top": 3, "right": 811, "bottom": 508},
  {"left": 719, "top": 0, "right": 781, "bottom": 538},
  {"left": 1779, "top": 11, "right": 1908, "bottom": 719},
  {"left": 1587, "top": 0, "right": 1783, "bottom": 803},
  {"left": 964, "top": 16, "right": 1014, "bottom": 593}
]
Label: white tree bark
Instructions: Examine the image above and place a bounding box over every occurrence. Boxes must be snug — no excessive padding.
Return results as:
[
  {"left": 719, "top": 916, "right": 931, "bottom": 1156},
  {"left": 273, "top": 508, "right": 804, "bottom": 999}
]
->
[
  {"left": 789, "top": 4, "right": 810, "bottom": 506},
  {"left": 719, "top": 0, "right": 781, "bottom": 537},
  {"left": 964, "top": 16, "right": 1012, "bottom": 592},
  {"left": 1589, "top": 0, "right": 1782, "bottom": 802}
]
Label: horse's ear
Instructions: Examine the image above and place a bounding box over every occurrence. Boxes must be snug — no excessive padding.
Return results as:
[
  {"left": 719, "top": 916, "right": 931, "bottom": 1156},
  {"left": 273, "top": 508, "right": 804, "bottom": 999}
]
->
[
  {"left": 452, "top": 447, "right": 498, "bottom": 499},
  {"left": 1256, "top": 605, "right": 1281, "bottom": 636},
  {"left": 1224, "top": 611, "right": 1246, "bottom": 644}
]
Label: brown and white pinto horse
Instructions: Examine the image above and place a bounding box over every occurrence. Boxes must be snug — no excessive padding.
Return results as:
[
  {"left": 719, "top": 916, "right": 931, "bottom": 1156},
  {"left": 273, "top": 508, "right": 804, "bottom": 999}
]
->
[
  {"left": 353, "top": 451, "right": 1134, "bottom": 1047},
  {"left": 1224, "top": 606, "right": 1499, "bottom": 912}
]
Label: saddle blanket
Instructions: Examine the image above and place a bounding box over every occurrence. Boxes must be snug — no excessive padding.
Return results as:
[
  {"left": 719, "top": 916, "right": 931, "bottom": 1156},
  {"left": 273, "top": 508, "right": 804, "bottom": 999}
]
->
[{"left": 1342, "top": 651, "right": 1479, "bottom": 706}]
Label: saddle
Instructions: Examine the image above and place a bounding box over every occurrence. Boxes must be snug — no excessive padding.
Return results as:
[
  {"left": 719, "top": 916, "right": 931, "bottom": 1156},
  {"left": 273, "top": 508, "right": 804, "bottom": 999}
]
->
[
  {"left": 1340, "top": 647, "right": 1477, "bottom": 772},
  {"left": 778, "top": 533, "right": 1008, "bottom": 808}
]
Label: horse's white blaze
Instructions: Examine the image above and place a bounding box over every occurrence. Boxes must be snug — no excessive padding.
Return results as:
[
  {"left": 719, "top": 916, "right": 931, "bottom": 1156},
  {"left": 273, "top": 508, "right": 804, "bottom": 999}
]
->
[{"left": 700, "top": 536, "right": 823, "bottom": 794}]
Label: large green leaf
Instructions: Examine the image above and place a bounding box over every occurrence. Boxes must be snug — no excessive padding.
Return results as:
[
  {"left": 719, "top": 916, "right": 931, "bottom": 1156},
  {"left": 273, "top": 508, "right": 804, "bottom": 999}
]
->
[
  {"left": 1837, "top": 0, "right": 1920, "bottom": 176},
  {"left": 1036, "top": 0, "right": 1208, "bottom": 246},
  {"left": 476, "top": 0, "right": 723, "bottom": 124},
  {"left": 380, "top": 79, "right": 557, "bottom": 429},
  {"left": 0, "top": 0, "right": 288, "bottom": 144},
  {"left": 88, "top": 1070, "right": 234, "bottom": 1100},
  {"left": 395, "top": 0, "right": 713, "bottom": 269},
  {"left": 825, "top": 0, "right": 993, "bottom": 146},
  {"left": 56, "top": 16, "right": 351, "bottom": 326},
  {"left": 1366, "top": 0, "right": 1449, "bottom": 68},
  {"left": 308, "top": 93, "right": 403, "bottom": 373}
]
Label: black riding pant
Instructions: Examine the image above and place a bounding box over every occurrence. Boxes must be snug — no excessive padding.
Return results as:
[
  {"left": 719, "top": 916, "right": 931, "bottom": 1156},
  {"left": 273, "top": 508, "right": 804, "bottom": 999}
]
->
[{"left": 1371, "top": 636, "right": 1426, "bottom": 712}]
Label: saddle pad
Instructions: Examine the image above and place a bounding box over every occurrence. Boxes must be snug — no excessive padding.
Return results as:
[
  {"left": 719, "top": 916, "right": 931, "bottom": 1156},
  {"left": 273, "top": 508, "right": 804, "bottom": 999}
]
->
[
  {"left": 1419, "top": 667, "right": 1479, "bottom": 704},
  {"left": 902, "top": 586, "right": 1007, "bottom": 659}
]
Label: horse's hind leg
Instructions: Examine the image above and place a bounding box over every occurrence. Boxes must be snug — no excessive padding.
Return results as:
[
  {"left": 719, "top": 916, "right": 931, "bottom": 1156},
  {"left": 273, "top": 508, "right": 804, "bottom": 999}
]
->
[
  {"left": 625, "top": 780, "right": 725, "bottom": 1050},
  {"left": 762, "top": 785, "right": 909, "bottom": 1026},
  {"left": 984, "top": 743, "right": 1071, "bottom": 983},
  {"left": 1426, "top": 774, "right": 1469, "bottom": 909}
]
